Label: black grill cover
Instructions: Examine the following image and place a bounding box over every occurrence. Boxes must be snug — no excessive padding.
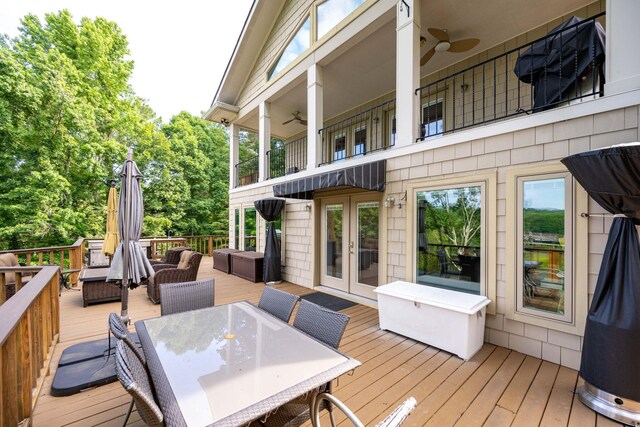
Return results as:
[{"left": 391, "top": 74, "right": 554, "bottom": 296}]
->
[
  {"left": 515, "top": 16, "right": 605, "bottom": 113},
  {"left": 273, "top": 160, "right": 386, "bottom": 199},
  {"left": 561, "top": 143, "right": 640, "bottom": 401},
  {"left": 254, "top": 198, "right": 286, "bottom": 283}
]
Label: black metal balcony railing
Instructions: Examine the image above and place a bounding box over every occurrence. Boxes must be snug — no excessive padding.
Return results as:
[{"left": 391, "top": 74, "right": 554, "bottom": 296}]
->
[
  {"left": 415, "top": 12, "right": 605, "bottom": 141},
  {"left": 267, "top": 136, "right": 307, "bottom": 179},
  {"left": 319, "top": 99, "right": 396, "bottom": 166},
  {"left": 235, "top": 155, "right": 259, "bottom": 187}
]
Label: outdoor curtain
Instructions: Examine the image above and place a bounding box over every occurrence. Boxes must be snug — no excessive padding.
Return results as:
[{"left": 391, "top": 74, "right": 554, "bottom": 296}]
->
[
  {"left": 561, "top": 143, "right": 640, "bottom": 401},
  {"left": 254, "top": 198, "right": 286, "bottom": 283},
  {"left": 107, "top": 157, "right": 154, "bottom": 289}
]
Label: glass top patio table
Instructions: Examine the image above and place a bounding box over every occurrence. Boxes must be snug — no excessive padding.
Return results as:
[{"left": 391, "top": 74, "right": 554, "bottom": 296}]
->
[{"left": 135, "top": 301, "right": 360, "bottom": 427}]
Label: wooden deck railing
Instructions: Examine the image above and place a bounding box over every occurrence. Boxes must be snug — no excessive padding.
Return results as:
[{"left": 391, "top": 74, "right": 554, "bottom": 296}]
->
[
  {"left": 0, "top": 238, "right": 85, "bottom": 287},
  {"left": 148, "top": 235, "right": 230, "bottom": 259},
  {"left": 0, "top": 266, "right": 60, "bottom": 426}
]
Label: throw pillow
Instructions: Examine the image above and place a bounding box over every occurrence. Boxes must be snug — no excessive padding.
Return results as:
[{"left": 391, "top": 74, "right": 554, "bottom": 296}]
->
[{"left": 177, "top": 251, "right": 193, "bottom": 269}]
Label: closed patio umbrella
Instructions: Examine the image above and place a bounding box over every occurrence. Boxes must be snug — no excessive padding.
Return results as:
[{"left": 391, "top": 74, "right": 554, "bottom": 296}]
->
[
  {"left": 254, "top": 198, "right": 286, "bottom": 283},
  {"left": 107, "top": 149, "right": 154, "bottom": 323},
  {"left": 101, "top": 183, "right": 119, "bottom": 259}
]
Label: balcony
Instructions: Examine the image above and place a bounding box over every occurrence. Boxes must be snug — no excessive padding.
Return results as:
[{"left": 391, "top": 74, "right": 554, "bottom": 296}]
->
[
  {"left": 234, "top": 155, "right": 259, "bottom": 187},
  {"left": 416, "top": 13, "right": 605, "bottom": 140},
  {"left": 267, "top": 136, "right": 307, "bottom": 179},
  {"left": 319, "top": 99, "right": 396, "bottom": 166}
]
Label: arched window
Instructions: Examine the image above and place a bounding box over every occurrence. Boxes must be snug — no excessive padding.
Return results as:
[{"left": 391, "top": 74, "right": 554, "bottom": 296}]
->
[
  {"left": 317, "top": 0, "right": 365, "bottom": 39},
  {"left": 268, "top": 16, "right": 311, "bottom": 80}
]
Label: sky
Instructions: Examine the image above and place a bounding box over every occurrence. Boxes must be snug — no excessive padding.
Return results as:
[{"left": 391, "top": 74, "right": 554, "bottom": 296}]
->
[{"left": 0, "top": 0, "right": 254, "bottom": 122}]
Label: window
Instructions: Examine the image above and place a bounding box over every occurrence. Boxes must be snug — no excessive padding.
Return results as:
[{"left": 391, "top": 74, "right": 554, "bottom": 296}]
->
[
  {"left": 234, "top": 208, "right": 240, "bottom": 249},
  {"left": 516, "top": 173, "right": 572, "bottom": 323},
  {"left": 317, "top": 0, "right": 365, "bottom": 39},
  {"left": 333, "top": 132, "right": 346, "bottom": 161},
  {"left": 421, "top": 100, "right": 444, "bottom": 138},
  {"left": 415, "top": 185, "right": 483, "bottom": 295},
  {"left": 388, "top": 114, "right": 396, "bottom": 147},
  {"left": 354, "top": 126, "right": 366, "bottom": 157},
  {"left": 269, "top": 16, "right": 311, "bottom": 80},
  {"left": 243, "top": 207, "right": 257, "bottom": 251},
  {"left": 506, "top": 164, "right": 588, "bottom": 334}
]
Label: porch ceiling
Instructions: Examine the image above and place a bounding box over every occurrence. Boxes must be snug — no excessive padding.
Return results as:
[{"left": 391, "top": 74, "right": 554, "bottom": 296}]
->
[
  {"left": 238, "top": 0, "right": 596, "bottom": 139},
  {"left": 419, "top": 0, "right": 595, "bottom": 74}
]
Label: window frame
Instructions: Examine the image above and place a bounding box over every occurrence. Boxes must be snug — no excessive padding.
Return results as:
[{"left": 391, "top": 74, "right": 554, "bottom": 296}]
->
[
  {"left": 421, "top": 98, "right": 445, "bottom": 139},
  {"left": 267, "top": 14, "right": 311, "bottom": 80},
  {"left": 505, "top": 163, "right": 588, "bottom": 335},
  {"left": 406, "top": 172, "right": 497, "bottom": 314},
  {"left": 515, "top": 172, "right": 573, "bottom": 323}
]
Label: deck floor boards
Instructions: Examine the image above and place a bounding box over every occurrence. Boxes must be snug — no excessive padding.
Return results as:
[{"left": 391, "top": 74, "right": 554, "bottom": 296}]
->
[{"left": 31, "top": 257, "right": 619, "bottom": 426}]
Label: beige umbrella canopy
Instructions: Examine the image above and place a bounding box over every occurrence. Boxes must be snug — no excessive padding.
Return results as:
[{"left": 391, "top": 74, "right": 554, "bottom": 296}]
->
[{"left": 101, "top": 185, "right": 119, "bottom": 257}]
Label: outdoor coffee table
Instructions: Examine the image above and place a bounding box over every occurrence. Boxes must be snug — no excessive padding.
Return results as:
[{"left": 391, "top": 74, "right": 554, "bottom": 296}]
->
[
  {"left": 79, "top": 267, "right": 121, "bottom": 307},
  {"left": 135, "top": 301, "right": 360, "bottom": 426}
]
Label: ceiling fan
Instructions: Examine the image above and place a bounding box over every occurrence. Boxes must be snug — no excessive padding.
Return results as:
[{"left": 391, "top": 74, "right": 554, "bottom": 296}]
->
[
  {"left": 282, "top": 111, "right": 307, "bottom": 126},
  {"left": 420, "top": 28, "right": 480, "bottom": 66}
]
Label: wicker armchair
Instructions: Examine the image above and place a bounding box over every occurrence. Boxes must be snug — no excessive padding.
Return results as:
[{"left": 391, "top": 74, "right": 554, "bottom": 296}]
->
[
  {"left": 148, "top": 246, "right": 192, "bottom": 266},
  {"left": 147, "top": 252, "right": 202, "bottom": 304}
]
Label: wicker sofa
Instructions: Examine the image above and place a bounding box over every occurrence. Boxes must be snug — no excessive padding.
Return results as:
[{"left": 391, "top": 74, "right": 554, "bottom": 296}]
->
[
  {"left": 149, "top": 246, "right": 192, "bottom": 266},
  {"left": 147, "top": 251, "right": 203, "bottom": 304}
]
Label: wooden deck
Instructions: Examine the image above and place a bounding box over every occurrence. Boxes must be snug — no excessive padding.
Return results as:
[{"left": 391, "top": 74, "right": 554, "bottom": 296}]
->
[{"left": 31, "top": 257, "right": 620, "bottom": 427}]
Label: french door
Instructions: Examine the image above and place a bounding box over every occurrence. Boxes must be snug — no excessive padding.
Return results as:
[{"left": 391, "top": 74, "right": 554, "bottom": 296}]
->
[{"left": 320, "top": 195, "right": 381, "bottom": 299}]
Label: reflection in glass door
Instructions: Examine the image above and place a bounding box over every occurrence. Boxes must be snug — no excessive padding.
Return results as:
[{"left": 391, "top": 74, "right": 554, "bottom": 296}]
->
[
  {"left": 326, "top": 204, "right": 343, "bottom": 279},
  {"left": 355, "top": 202, "right": 379, "bottom": 286},
  {"left": 321, "top": 196, "right": 380, "bottom": 298}
]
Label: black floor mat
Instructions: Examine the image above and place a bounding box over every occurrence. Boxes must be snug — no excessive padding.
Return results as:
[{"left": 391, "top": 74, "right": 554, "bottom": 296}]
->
[{"left": 300, "top": 292, "right": 357, "bottom": 311}]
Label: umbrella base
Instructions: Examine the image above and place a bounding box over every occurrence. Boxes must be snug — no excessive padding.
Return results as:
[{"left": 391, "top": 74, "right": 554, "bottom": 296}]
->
[
  {"left": 51, "top": 334, "right": 141, "bottom": 396},
  {"left": 577, "top": 380, "right": 640, "bottom": 426}
]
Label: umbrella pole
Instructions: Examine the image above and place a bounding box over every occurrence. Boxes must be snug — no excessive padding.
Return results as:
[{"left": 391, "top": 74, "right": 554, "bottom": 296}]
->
[{"left": 120, "top": 149, "right": 133, "bottom": 324}]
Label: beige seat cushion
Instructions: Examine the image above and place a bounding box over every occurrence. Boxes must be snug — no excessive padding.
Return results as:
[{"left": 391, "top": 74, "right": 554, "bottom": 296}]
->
[
  {"left": 0, "top": 253, "right": 19, "bottom": 283},
  {"left": 177, "top": 251, "right": 193, "bottom": 269}
]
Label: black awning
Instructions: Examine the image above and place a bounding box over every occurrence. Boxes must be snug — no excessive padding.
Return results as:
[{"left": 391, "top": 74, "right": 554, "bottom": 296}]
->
[{"left": 273, "top": 160, "right": 386, "bottom": 199}]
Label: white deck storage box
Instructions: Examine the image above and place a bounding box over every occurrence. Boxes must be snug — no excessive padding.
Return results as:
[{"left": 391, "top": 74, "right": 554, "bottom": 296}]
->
[{"left": 375, "top": 281, "right": 491, "bottom": 360}]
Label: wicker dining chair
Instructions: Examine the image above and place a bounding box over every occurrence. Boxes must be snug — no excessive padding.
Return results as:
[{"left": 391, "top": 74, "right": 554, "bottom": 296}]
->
[
  {"left": 115, "top": 340, "right": 164, "bottom": 427},
  {"left": 109, "top": 312, "right": 145, "bottom": 364},
  {"left": 159, "top": 279, "right": 215, "bottom": 316},
  {"left": 258, "top": 286, "right": 300, "bottom": 322},
  {"left": 293, "top": 300, "right": 350, "bottom": 349},
  {"left": 254, "top": 300, "right": 350, "bottom": 427}
]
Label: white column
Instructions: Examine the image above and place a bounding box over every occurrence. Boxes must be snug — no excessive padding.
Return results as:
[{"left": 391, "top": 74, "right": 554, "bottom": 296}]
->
[
  {"left": 395, "top": 0, "right": 421, "bottom": 147},
  {"left": 229, "top": 123, "right": 239, "bottom": 189},
  {"left": 258, "top": 101, "right": 270, "bottom": 181},
  {"left": 307, "top": 64, "right": 324, "bottom": 170},
  {"left": 605, "top": 0, "right": 640, "bottom": 96}
]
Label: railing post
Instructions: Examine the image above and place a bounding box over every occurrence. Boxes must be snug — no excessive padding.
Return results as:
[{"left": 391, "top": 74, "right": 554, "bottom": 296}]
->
[{"left": 208, "top": 236, "right": 213, "bottom": 256}]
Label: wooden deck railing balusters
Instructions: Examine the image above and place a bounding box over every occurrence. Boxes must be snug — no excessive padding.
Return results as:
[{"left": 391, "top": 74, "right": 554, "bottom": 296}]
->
[{"left": 0, "top": 266, "right": 59, "bottom": 426}]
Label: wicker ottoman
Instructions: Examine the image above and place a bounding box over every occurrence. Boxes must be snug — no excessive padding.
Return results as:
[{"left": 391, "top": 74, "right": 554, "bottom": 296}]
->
[
  {"left": 230, "top": 251, "right": 264, "bottom": 283},
  {"left": 213, "top": 248, "right": 241, "bottom": 273},
  {"left": 80, "top": 267, "right": 121, "bottom": 307}
]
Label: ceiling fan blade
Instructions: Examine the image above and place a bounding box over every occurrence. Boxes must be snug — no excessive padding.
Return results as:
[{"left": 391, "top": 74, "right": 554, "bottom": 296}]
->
[
  {"left": 299, "top": 119, "right": 308, "bottom": 126},
  {"left": 427, "top": 28, "right": 449, "bottom": 42},
  {"left": 282, "top": 118, "right": 295, "bottom": 125},
  {"left": 420, "top": 47, "right": 436, "bottom": 66},
  {"left": 448, "top": 38, "right": 480, "bottom": 53}
]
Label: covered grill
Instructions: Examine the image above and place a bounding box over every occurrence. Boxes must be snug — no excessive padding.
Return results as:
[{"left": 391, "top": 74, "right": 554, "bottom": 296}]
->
[{"left": 515, "top": 16, "right": 605, "bottom": 112}]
